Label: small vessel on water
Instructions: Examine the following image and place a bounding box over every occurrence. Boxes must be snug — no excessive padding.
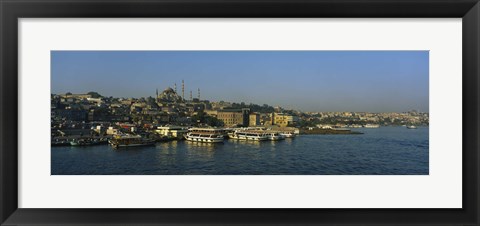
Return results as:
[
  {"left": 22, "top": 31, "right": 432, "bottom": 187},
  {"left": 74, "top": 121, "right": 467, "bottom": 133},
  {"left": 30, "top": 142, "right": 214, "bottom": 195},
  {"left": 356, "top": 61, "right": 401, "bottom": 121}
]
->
[
  {"left": 184, "top": 128, "right": 225, "bottom": 143},
  {"left": 109, "top": 134, "right": 155, "bottom": 149},
  {"left": 406, "top": 125, "right": 417, "bottom": 129},
  {"left": 280, "top": 131, "right": 296, "bottom": 138},
  {"left": 364, "top": 124, "right": 380, "bottom": 128},
  {"left": 70, "top": 138, "right": 107, "bottom": 146},
  {"left": 229, "top": 130, "right": 268, "bottom": 141},
  {"left": 266, "top": 132, "right": 286, "bottom": 141},
  {"left": 52, "top": 139, "right": 70, "bottom": 146}
]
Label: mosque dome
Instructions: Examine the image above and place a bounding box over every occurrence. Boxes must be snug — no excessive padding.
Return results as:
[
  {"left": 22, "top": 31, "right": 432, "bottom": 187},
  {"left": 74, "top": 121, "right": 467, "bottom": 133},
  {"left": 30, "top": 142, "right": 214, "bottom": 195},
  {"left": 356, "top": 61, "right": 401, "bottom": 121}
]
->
[
  {"left": 157, "top": 87, "right": 183, "bottom": 103},
  {"left": 164, "top": 87, "right": 175, "bottom": 93}
]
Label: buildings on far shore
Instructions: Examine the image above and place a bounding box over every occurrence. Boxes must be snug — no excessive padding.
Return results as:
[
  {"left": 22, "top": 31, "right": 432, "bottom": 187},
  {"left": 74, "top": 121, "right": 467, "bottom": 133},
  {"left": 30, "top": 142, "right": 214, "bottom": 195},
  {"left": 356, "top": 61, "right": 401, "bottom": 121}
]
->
[
  {"left": 52, "top": 82, "right": 301, "bottom": 128},
  {"left": 215, "top": 109, "right": 250, "bottom": 127},
  {"left": 51, "top": 81, "right": 428, "bottom": 131},
  {"left": 272, "top": 113, "right": 299, "bottom": 127},
  {"left": 249, "top": 113, "right": 260, "bottom": 127}
]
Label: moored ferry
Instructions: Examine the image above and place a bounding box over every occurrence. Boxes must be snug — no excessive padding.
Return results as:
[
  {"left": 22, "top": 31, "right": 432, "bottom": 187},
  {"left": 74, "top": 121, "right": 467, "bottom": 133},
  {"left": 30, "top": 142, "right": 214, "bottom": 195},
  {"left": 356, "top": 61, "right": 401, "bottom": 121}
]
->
[
  {"left": 109, "top": 134, "right": 155, "bottom": 149},
  {"left": 229, "top": 130, "right": 268, "bottom": 141},
  {"left": 184, "top": 128, "right": 225, "bottom": 143}
]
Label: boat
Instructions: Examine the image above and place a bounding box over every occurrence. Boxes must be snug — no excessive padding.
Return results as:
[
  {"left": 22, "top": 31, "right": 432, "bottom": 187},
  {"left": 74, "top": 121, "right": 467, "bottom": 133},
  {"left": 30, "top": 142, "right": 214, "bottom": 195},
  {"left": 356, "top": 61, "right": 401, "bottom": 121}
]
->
[
  {"left": 228, "top": 130, "right": 268, "bottom": 141},
  {"left": 266, "top": 132, "right": 285, "bottom": 141},
  {"left": 406, "top": 125, "right": 417, "bottom": 129},
  {"left": 364, "top": 124, "right": 380, "bottom": 128},
  {"left": 52, "top": 139, "right": 70, "bottom": 146},
  {"left": 109, "top": 134, "right": 155, "bottom": 149},
  {"left": 184, "top": 128, "right": 225, "bottom": 143},
  {"left": 70, "top": 139, "right": 92, "bottom": 146},
  {"left": 280, "top": 131, "right": 296, "bottom": 138},
  {"left": 70, "top": 138, "right": 107, "bottom": 146}
]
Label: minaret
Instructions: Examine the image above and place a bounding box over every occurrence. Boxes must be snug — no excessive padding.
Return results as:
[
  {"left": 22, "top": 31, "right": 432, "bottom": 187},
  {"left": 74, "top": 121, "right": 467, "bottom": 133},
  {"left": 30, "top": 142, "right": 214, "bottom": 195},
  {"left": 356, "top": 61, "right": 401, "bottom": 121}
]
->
[
  {"left": 190, "top": 90, "right": 193, "bottom": 101},
  {"left": 156, "top": 88, "right": 158, "bottom": 97},
  {"left": 182, "top": 80, "right": 185, "bottom": 100},
  {"left": 174, "top": 83, "right": 177, "bottom": 93},
  {"left": 197, "top": 88, "right": 200, "bottom": 100}
]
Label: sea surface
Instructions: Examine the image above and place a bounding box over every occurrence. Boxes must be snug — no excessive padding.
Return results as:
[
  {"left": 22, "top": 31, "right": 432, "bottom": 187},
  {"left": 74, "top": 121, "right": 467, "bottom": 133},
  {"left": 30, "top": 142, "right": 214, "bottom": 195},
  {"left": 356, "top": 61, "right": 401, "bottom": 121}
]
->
[{"left": 51, "top": 126, "right": 429, "bottom": 175}]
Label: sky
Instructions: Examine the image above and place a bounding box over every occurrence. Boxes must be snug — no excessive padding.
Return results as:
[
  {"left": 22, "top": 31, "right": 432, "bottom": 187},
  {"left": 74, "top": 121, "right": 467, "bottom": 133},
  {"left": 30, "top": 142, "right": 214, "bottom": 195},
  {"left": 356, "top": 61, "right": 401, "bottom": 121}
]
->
[{"left": 51, "top": 51, "right": 429, "bottom": 113}]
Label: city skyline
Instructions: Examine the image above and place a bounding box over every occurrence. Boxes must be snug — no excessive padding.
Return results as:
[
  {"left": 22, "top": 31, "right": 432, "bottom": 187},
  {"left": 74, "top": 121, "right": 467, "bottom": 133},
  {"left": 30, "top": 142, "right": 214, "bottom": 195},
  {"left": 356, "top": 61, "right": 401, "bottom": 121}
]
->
[{"left": 51, "top": 51, "right": 429, "bottom": 112}]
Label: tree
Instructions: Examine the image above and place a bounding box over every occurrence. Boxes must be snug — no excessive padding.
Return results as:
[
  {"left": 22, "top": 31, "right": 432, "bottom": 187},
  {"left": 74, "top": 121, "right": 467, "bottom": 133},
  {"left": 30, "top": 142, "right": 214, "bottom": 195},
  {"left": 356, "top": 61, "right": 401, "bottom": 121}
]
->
[
  {"left": 224, "top": 102, "right": 274, "bottom": 113},
  {"left": 146, "top": 96, "right": 157, "bottom": 105},
  {"left": 205, "top": 116, "right": 224, "bottom": 127},
  {"left": 87, "top": 92, "right": 102, "bottom": 98},
  {"left": 191, "top": 111, "right": 224, "bottom": 127}
]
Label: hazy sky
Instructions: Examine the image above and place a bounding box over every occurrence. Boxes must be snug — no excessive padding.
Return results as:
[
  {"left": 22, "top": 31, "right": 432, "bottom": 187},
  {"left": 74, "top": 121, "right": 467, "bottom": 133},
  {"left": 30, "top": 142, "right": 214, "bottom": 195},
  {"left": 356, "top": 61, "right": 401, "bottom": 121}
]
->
[{"left": 51, "top": 51, "right": 428, "bottom": 112}]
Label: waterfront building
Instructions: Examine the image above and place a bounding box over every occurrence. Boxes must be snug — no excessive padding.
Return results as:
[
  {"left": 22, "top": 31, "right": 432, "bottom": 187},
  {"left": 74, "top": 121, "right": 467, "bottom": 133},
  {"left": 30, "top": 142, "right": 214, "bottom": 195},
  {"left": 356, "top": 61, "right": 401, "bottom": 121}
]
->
[
  {"left": 249, "top": 113, "right": 260, "bottom": 126},
  {"left": 155, "top": 126, "right": 188, "bottom": 138},
  {"left": 217, "top": 110, "right": 244, "bottom": 127},
  {"left": 273, "top": 113, "right": 298, "bottom": 127},
  {"left": 217, "top": 108, "right": 250, "bottom": 127}
]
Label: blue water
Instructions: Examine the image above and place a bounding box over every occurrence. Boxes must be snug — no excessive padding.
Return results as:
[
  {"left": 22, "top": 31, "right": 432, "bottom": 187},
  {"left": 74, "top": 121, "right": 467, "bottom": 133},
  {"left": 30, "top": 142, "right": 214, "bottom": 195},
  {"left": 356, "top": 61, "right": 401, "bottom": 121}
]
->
[{"left": 51, "top": 126, "right": 429, "bottom": 175}]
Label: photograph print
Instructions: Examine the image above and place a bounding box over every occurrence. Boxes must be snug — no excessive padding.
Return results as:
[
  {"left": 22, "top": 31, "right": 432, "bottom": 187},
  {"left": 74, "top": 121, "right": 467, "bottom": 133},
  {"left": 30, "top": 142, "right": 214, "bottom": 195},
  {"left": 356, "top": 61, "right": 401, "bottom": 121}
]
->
[{"left": 51, "top": 51, "right": 429, "bottom": 175}]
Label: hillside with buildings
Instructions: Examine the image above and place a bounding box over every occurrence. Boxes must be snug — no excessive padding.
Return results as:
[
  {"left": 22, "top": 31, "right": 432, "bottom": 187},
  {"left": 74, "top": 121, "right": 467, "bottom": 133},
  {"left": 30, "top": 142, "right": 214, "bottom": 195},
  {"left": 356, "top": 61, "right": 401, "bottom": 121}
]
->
[{"left": 51, "top": 81, "right": 428, "bottom": 140}]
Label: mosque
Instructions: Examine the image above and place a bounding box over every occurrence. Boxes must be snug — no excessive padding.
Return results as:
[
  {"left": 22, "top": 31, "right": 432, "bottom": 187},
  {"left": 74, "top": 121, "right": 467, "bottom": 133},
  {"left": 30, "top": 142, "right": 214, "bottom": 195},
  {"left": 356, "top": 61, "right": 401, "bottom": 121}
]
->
[
  {"left": 156, "top": 87, "right": 184, "bottom": 103},
  {"left": 155, "top": 80, "right": 200, "bottom": 104}
]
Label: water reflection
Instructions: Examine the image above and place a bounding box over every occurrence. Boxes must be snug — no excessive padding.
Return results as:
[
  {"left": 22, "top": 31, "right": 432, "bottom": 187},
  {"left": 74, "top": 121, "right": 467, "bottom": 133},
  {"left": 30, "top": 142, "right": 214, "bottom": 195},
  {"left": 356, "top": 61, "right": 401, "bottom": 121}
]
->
[
  {"left": 284, "top": 138, "right": 294, "bottom": 145},
  {"left": 226, "top": 139, "right": 263, "bottom": 146},
  {"left": 184, "top": 141, "right": 220, "bottom": 159},
  {"left": 159, "top": 140, "right": 178, "bottom": 149},
  {"left": 156, "top": 140, "right": 179, "bottom": 154},
  {"left": 108, "top": 146, "right": 145, "bottom": 153},
  {"left": 184, "top": 141, "right": 219, "bottom": 150}
]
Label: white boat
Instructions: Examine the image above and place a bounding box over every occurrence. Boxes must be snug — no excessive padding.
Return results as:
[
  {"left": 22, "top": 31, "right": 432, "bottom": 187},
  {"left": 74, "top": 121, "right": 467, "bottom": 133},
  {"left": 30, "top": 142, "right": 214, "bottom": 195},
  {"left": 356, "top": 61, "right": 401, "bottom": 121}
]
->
[
  {"left": 184, "top": 128, "right": 225, "bottom": 143},
  {"left": 266, "top": 132, "right": 285, "bottom": 141},
  {"left": 406, "top": 125, "right": 417, "bottom": 129},
  {"left": 109, "top": 134, "right": 155, "bottom": 149},
  {"left": 280, "top": 131, "right": 296, "bottom": 138},
  {"left": 228, "top": 130, "right": 268, "bottom": 141},
  {"left": 184, "top": 132, "right": 224, "bottom": 143},
  {"left": 364, "top": 124, "right": 380, "bottom": 128}
]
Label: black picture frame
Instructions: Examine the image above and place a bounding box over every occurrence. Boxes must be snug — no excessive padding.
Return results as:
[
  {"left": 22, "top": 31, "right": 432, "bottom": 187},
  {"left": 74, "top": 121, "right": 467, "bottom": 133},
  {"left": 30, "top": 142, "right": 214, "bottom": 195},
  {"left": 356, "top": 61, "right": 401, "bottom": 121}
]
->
[{"left": 1, "top": 0, "right": 479, "bottom": 225}]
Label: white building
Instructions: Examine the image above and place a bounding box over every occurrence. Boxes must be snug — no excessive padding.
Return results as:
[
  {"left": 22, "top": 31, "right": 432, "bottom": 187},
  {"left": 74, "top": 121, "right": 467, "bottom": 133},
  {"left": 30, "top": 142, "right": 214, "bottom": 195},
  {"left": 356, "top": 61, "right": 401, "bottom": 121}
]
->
[{"left": 155, "top": 126, "right": 188, "bottom": 138}]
